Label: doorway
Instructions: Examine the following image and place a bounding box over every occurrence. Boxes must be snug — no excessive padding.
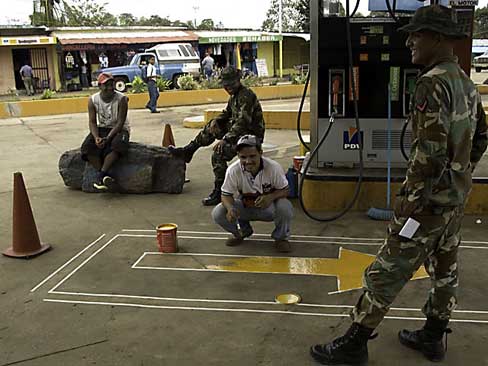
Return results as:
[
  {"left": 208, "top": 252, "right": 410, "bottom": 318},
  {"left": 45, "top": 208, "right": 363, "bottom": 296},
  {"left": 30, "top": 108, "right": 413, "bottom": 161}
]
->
[{"left": 12, "top": 48, "right": 50, "bottom": 92}]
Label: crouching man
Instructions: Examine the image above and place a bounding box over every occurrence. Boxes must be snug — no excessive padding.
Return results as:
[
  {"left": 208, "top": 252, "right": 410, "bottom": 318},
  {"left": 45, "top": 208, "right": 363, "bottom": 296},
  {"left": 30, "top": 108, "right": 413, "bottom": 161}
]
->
[{"left": 211, "top": 135, "right": 293, "bottom": 253}]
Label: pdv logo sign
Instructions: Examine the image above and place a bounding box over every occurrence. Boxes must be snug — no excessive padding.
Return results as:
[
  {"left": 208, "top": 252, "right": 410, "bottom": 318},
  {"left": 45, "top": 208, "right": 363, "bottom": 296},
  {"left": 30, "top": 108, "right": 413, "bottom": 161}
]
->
[{"left": 343, "top": 128, "right": 363, "bottom": 150}]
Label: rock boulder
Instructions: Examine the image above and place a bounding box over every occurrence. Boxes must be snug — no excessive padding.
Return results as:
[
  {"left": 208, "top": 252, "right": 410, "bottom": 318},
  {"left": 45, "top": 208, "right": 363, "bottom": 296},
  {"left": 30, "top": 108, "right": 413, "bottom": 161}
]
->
[{"left": 59, "top": 142, "right": 186, "bottom": 194}]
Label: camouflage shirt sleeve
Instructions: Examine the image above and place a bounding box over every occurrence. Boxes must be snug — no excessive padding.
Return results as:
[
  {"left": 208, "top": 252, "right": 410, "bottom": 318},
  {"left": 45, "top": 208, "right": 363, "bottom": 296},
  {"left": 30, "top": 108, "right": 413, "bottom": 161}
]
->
[
  {"left": 223, "top": 88, "right": 259, "bottom": 144},
  {"left": 405, "top": 77, "right": 450, "bottom": 205},
  {"left": 470, "top": 98, "right": 488, "bottom": 168},
  {"left": 212, "top": 100, "right": 232, "bottom": 130}
]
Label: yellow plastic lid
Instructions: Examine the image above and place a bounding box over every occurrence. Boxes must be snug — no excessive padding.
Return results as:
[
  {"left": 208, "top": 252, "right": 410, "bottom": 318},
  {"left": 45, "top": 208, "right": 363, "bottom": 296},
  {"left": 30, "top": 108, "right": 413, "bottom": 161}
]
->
[
  {"left": 156, "top": 223, "right": 178, "bottom": 231},
  {"left": 275, "top": 293, "right": 301, "bottom": 304}
]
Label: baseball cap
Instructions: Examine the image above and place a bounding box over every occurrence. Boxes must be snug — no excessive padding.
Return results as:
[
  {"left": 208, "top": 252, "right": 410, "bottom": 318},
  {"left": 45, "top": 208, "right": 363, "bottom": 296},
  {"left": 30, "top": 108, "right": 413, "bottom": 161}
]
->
[
  {"left": 97, "top": 72, "right": 114, "bottom": 85},
  {"left": 236, "top": 135, "right": 262, "bottom": 151}
]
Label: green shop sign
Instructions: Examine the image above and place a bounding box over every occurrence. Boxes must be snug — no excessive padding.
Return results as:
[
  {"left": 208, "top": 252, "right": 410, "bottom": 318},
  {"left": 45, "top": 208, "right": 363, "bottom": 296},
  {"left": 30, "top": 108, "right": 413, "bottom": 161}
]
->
[{"left": 199, "top": 35, "right": 283, "bottom": 44}]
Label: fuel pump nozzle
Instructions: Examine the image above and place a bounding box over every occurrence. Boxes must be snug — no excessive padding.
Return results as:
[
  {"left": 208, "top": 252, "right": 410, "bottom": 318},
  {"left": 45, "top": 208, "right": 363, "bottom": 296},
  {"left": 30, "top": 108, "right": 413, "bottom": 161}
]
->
[{"left": 330, "top": 76, "right": 341, "bottom": 122}]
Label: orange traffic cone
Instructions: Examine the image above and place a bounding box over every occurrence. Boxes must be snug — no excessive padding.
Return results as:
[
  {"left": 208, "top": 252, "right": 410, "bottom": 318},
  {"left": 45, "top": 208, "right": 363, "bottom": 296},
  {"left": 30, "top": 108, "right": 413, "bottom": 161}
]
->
[
  {"left": 162, "top": 123, "right": 175, "bottom": 147},
  {"left": 3, "top": 172, "right": 51, "bottom": 258}
]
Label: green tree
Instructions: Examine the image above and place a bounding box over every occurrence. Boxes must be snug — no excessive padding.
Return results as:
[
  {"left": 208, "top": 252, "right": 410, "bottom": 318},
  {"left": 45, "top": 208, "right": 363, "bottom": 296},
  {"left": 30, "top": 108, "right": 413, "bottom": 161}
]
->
[
  {"left": 262, "top": 0, "right": 303, "bottom": 32},
  {"left": 61, "top": 0, "right": 117, "bottom": 26},
  {"left": 139, "top": 14, "right": 172, "bottom": 26},
  {"left": 198, "top": 18, "right": 215, "bottom": 30},
  {"left": 474, "top": 6, "right": 488, "bottom": 38},
  {"left": 118, "top": 12, "right": 136, "bottom": 26},
  {"left": 31, "top": 0, "right": 64, "bottom": 26}
]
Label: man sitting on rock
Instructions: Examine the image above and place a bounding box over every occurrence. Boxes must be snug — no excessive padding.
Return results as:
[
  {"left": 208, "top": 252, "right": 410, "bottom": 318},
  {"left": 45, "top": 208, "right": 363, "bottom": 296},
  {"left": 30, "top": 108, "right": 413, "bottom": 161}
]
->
[
  {"left": 169, "top": 66, "right": 265, "bottom": 206},
  {"left": 212, "top": 135, "right": 293, "bottom": 253},
  {"left": 80, "top": 72, "right": 130, "bottom": 190}
]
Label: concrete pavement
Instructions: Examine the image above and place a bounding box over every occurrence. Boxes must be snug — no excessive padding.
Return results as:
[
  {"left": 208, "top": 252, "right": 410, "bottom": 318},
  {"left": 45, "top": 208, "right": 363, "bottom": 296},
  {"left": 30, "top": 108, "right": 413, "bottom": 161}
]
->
[{"left": 0, "top": 99, "right": 487, "bottom": 366}]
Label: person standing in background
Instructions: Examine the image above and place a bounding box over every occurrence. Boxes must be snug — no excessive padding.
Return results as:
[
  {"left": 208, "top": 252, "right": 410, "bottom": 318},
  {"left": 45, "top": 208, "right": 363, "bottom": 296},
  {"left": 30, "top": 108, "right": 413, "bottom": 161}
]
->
[
  {"left": 146, "top": 56, "right": 160, "bottom": 113},
  {"left": 202, "top": 52, "right": 215, "bottom": 80},
  {"left": 19, "top": 63, "right": 34, "bottom": 96},
  {"left": 81, "top": 63, "right": 89, "bottom": 88}
]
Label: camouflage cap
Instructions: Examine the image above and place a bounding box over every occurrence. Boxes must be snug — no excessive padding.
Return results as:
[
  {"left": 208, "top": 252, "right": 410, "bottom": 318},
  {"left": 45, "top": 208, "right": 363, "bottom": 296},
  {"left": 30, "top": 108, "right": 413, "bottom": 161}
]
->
[
  {"left": 221, "top": 65, "right": 242, "bottom": 86},
  {"left": 398, "top": 5, "right": 467, "bottom": 39}
]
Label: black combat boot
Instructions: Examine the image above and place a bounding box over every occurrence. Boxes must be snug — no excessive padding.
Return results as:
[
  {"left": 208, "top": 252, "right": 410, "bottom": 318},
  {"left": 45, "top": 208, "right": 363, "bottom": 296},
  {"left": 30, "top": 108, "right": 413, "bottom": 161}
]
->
[
  {"left": 398, "top": 317, "right": 451, "bottom": 362},
  {"left": 168, "top": 141, "right": 199, "bottom": 163},
  {"left": 202, "top": 182, "right": 222, "bottom": 206},
  {"left": 310, "top": 323, "right": 376, "bottom": 365}
]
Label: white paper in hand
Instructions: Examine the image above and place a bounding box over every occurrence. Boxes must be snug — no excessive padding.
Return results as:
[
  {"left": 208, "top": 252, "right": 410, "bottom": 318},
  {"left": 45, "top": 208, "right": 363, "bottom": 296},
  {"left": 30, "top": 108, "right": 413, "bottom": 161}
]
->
[{"left": 399, "top": 217, "right": 421, "bottom": 239}]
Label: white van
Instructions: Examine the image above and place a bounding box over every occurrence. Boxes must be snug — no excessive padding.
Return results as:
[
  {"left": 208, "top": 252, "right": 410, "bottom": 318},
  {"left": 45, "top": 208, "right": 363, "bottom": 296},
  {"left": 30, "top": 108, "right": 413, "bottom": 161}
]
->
[{"left": 146, "top": 43, "right": 201, "bottom": 85}]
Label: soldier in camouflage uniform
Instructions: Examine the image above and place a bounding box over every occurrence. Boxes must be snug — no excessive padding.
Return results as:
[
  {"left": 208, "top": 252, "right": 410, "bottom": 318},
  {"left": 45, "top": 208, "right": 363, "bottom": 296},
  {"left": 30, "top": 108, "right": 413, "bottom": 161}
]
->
[
  {"left": 169, "top": 66, "right": 265, "bottom": 206},
  {"left": 310, "top": 5, "right": 488, "bottom": 366}
]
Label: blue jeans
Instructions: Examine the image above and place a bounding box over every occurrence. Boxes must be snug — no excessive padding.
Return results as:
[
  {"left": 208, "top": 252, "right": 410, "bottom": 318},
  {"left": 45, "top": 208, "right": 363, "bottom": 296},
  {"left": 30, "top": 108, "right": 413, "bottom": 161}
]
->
[
  {"left": 212, "top": 198, "right": 293, "bottom": 240},
  {"left": 147, "top": 80, "right": 159, "bottom": 112}
]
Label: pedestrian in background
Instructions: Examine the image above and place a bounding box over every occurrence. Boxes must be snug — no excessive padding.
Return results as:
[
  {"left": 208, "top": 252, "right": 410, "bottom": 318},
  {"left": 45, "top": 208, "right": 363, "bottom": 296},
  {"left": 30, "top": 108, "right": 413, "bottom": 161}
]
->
[
  {"left": 146, "top": 56, "right": 160, "bottom": 113},
  {"left": 310, "top": 5, "right": 488, "bottom": 365},
  {"left": 202, "top": 52, "right": 215, "bottom": 80},
  {"left": 19, "top": 63, "right": 34, "bottom": 96}
]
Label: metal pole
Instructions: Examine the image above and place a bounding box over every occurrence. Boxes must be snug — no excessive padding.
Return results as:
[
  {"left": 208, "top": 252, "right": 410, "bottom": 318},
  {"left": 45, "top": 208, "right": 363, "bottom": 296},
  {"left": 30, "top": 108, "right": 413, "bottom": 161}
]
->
[{"left": 279, "top": 0, "right": 283, "bottom": 78}]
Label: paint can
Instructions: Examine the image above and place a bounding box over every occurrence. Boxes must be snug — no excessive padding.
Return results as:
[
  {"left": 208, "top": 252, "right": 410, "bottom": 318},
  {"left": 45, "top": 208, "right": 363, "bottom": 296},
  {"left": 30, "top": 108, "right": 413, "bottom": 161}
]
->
[
  {"left": 156, "top": 223, "right": 178, "bottom": 253},
  {"left": 293, "top": 156, "right": 305, "bottom": 172}
]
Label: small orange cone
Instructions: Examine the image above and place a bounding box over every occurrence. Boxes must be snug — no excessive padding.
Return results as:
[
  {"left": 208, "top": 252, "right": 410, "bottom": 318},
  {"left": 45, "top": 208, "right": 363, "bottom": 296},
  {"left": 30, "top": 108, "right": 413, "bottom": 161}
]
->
[
  {"left": 162, "top": 123, "right": 175, "bottom": 147},
  {"left": 3, "top": 172, "right": 51, "bottom": 259}
]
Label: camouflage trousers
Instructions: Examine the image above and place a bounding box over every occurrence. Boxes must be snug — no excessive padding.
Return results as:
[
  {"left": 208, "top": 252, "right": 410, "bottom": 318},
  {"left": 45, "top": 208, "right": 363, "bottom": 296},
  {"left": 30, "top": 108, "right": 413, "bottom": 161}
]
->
[
  {"left": 351, "top": 199, "right": 464, "bottom": 329},
  {"left": 192, "top": 120, "right": 236, "bottom": 187}
]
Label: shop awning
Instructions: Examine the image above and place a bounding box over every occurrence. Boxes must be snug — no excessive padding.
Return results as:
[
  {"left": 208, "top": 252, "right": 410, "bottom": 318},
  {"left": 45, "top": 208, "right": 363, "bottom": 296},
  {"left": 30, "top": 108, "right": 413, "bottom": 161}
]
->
[
  {"left": 195, "top": 31, "right": 283, "bottom": 44},
  {"left": 53, "top": 29, "right": 198, "bottom": 48}
]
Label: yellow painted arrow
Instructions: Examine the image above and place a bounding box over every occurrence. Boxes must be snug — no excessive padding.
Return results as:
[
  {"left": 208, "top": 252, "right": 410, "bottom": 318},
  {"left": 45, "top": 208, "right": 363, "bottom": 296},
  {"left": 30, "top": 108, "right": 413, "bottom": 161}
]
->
[{"left": 206, "top": 247, "right": 428, "bottom": 293}]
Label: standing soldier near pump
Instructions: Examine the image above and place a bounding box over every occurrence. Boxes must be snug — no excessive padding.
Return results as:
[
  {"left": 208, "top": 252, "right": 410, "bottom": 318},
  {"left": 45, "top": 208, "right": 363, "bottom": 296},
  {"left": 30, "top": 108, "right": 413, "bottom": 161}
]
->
[
  {"left": 310, "top": 5, "right": 488, "bottom": 365},
  {"left": 169, "top": 66, "right": 265, "bottom": 206}
]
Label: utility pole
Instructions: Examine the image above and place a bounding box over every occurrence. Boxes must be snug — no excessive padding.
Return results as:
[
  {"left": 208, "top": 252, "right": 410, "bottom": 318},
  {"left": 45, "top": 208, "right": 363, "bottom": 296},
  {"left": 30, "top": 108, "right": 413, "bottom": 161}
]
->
[
  {"left": 192, "top": 5, "right": 199, "bottom": 28},
  {"left": 278, "top": 0, "right": 283, "bottom": 78}
]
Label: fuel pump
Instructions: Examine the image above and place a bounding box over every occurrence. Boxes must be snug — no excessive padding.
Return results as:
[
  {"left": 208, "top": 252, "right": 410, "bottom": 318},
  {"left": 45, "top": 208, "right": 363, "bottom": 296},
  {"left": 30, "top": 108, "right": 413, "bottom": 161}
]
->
[{"left": 298, "top": 0, "right": 476, "bottom": 221}]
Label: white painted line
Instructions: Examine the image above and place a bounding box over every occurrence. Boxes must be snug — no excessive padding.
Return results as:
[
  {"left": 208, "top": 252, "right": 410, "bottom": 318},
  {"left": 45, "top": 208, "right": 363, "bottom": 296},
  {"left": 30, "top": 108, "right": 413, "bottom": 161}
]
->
[
  {"left": 119, "top": 234, "right": 384, "bottom": 247},
  {"left": 48, "top": 234, "right": 120, "bottom": 293},
  {"left": 139, "top": 252, "right": 328, "bottom": 259},
  {"left": 131, "top": 252, "right": 148, "bottom": 269},
  {"left": 48, "top": 290, "right": 488, "bottom": 317},
  {"left": 121, "top": 229, "right": 488, "bottom": 246},
  {"left": 119, "top": 233, "right": 488, "bottom": 250},
  {"left": 30, "top": 234, "right": 106, "bottom": 293},
  {"left": 121, "top": 229, "right": 384, "bottom": 241},
  {"left": 42, "top": 299, "right": 488, "bottom": 324},
  {"left": 50, "top": 290, "right": 277, "bottom": 305},
  {"left": 43, "top": 298, "right": 349, "bottom": 318}
]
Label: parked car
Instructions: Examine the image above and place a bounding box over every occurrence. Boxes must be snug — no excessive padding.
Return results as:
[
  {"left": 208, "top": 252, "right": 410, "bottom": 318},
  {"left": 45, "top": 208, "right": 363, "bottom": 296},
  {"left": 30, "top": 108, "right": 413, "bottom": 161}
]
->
[
  {"left": 473, "top": 51, "right": 488, "bottom": 72},
  {"left": 100, "top": 43, "right": 201, "bottom": 92}
]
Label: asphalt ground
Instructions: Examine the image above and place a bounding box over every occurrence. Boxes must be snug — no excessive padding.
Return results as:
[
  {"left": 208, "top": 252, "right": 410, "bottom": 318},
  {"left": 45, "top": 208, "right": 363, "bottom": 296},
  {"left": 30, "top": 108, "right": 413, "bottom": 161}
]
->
[{"left": 0, "top": 98, "right": 487, "bottom": 366}]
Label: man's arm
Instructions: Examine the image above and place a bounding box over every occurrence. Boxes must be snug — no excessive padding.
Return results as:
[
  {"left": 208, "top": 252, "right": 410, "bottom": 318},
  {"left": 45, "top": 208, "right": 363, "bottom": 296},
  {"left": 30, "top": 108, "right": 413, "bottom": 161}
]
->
[
  {"left": 254, "top": 187, "right": 289, "bottom": 209},
  {"left": 88, "top": 98, "right": 99, "bottom": 139},
  {"left": 213, "top": 99, "right": 232, "bottom": 130},
  {"left": 470, "top": 99, "right": 488, "bottom": 171},
  {"left": 107, "top": 95, "right": 128, "bottom": 140},
  {"left": 404, "top": 78, "right": 449, "bottom": 207},
  {"left": 221, "top": 194, "right": 240, "bottom": 222},
  {"left": 222, "top": 91, "right": 255, "bottom": 144}
]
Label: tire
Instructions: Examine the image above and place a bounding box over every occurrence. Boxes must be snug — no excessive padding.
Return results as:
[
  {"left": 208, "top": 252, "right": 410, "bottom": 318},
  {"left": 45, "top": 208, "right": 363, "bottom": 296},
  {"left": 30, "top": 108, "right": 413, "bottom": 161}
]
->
[
  {"left": 475, "top": 67, "right": 482, "bottom": 73},
  {"left": 172, "top": 74, "right": 181, "bottom": 89},
  {"left": 114, "top": 77, "right": 128, "bottom": 92}
]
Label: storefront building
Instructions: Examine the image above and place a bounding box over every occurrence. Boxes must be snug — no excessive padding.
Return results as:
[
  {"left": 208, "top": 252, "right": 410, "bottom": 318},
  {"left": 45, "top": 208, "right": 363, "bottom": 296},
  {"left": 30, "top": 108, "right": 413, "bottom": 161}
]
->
[
  {"left": 195, "top": 31, "right": 283, "bottom": 77},
  {"left": 50, "top": 27, "right": 198, "bottom": 91},
  {"left": 195, "top": 31, "right": 309, "bottom": 77},
  {"left": 0, "top": 27, "right": 58, "bottom": 94}
]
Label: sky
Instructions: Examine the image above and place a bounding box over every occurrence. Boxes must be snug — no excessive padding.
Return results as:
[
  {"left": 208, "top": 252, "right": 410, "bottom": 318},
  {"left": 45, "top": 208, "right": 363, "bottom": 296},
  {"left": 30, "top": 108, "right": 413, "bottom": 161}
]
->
[{"left": 2, "top": 0, "right": 488, "bottom": 29}]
